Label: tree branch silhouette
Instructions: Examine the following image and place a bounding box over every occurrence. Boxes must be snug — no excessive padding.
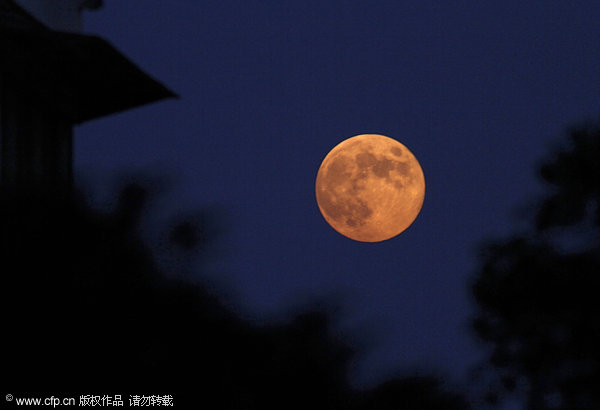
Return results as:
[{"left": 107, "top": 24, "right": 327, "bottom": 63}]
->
[{"left": 471, "top": 118, "right": 600, "bottom": 409}]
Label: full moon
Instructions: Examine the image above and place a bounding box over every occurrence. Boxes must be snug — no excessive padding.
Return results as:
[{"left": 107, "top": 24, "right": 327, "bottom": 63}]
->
[{"left": 315, "top": 134, "right": 425, "bottom": 242}]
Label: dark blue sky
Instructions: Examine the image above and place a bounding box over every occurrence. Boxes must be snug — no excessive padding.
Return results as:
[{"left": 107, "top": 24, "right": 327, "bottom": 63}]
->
[{"left": 76, "top": 0, "right": 600, "bottom": 391}]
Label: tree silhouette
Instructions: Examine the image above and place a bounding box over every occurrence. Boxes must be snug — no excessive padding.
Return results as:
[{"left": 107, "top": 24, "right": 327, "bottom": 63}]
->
[
  {"left": 471, "top": 119, "right": 600, "bottom": 409},
  {"left": 354, "top": 376, "right": 468, "bottom": 410},
  {"left": 1, "top": 183, "right": 468, "bottom": 408}
]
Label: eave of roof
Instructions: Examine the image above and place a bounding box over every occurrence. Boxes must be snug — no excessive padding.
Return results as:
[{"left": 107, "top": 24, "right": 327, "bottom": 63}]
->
[{"left": 0, "top": 0, "right": 177, "bottom": 124}]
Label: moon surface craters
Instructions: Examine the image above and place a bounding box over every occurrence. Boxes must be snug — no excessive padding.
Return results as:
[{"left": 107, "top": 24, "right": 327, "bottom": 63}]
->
[
  {"left": 318, "top": 154, "right": 373, "bottom": 227},
  {"left": 315, "top": 134, "right": 425, "bottom": 242}
]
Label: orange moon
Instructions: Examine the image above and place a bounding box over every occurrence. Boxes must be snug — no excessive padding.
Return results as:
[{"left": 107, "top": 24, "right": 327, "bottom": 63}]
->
[{"left": 315, "top": 134, "right": 425, "bottom": 242}]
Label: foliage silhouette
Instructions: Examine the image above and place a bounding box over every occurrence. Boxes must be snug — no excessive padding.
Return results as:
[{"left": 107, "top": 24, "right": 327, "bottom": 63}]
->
[
  {"left": 353, "top": 376, "right": 468, "bottom": 410},
  {"left": 471, "top": 119, "right": 600, "bottom": 409},
  {"left": 1, "top": 184, "right": 468, "bottom": 408}
]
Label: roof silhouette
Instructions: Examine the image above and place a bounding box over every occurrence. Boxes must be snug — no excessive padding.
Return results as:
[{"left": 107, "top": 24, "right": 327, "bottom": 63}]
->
[{"left": 0, "top": 0, "right": 176, "bottom": 123}]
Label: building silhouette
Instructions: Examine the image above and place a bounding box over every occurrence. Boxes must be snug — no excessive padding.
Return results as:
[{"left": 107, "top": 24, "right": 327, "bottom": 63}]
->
[{"left": 0, "top": 0, "right": 175, "bottom": 193}]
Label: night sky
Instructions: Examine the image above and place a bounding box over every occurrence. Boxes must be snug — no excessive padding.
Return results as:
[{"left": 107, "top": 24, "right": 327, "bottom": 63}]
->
[{"left": 75, "top": 0, "right": 600, "bottom": 392}]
